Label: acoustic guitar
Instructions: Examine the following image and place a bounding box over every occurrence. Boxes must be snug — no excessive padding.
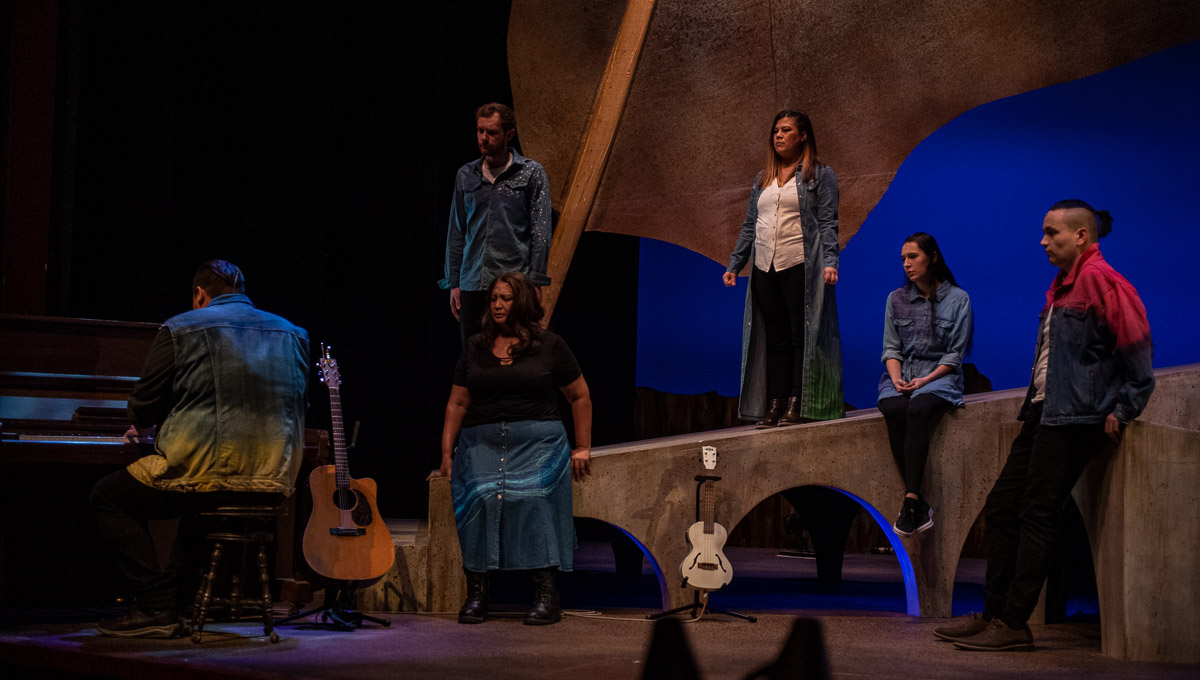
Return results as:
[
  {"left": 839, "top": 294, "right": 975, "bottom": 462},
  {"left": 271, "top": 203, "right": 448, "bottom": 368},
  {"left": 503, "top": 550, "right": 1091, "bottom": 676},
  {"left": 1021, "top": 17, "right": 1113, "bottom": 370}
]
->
[
  {"left": 302, "top": 344, "right": 395, "bottom": 581},
  {"left": 680, "top": 446, "right": 733, "bottom": 591}
]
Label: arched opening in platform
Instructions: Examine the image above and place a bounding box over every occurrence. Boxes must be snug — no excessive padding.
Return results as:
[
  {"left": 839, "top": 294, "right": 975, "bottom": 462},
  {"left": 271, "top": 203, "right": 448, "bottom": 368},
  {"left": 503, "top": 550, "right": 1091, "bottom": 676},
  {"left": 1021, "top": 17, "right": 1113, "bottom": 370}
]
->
[
  {"left": 721, "top": 485, "right": 918, "bottom": 615},
  {"left": 562, "top": 517, "right": 668, "bottom": 610},
  {"left": 949, "top": 498, "right": 1099, "bottom": 622}
]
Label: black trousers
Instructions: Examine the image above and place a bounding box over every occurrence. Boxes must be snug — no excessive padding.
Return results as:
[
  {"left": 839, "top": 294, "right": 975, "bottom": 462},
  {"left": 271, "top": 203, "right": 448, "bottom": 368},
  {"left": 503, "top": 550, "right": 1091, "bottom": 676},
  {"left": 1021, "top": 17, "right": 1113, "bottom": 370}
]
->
[
  {"left": 458, "top": 290, "right": 490, "bottom": 345},
  {"left": 981, "top": 402, "right": 1109, "bottom": 629},
  {"left": 877, "top": 393, "right": 955, "bottom": 496},
  {"left": 90, "top": 469, "right": 276, "bottom": 610},
  {"left": 751, "top": 264, "right": 806, "bottom": 400}
]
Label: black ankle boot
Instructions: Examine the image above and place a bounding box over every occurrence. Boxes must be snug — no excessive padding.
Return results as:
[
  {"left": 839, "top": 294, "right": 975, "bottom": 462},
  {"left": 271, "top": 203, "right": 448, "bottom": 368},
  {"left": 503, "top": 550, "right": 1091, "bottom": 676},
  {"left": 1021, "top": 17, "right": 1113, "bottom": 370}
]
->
[
  {"left": 458, "top": 570, "right": 489, "bottom": 624},
  {"left": 756, "top": 398, "right": 786, "bottom": 429},
  {"left": 778, "top": 396, "right": 809, "bottom": 425},
  {"left": 523, "top": 568, "right": 561, "bottom": 625}
]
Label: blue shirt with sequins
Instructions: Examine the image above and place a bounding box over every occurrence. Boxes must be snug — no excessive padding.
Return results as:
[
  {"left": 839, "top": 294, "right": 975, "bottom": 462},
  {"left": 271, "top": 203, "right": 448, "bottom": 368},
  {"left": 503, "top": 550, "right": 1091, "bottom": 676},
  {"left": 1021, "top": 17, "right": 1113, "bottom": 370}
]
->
[
  {"left": 439, "top": 148, "right": 552, "bottom": 292},
  {"left": 877, "top": 281, "right": 973, "bottom": 406}
]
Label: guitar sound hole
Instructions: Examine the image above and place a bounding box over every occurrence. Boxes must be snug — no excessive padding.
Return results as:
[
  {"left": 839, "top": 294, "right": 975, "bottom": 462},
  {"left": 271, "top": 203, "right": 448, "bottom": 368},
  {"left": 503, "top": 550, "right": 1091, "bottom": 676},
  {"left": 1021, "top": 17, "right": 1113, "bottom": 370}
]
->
[
  {"left": 331, "top": 489, "right": 375, "bottom": 526},
  {"left": 333, "top": 488, "right": 357, "bottom": 511}
]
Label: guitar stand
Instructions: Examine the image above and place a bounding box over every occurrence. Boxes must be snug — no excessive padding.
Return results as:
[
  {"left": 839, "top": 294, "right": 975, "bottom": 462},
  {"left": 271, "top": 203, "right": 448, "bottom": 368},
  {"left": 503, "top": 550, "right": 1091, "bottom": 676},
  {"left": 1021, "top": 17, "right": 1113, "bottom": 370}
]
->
[
  {"left": 275, "top": 581, "right": 390, "bottom": 631},
  {"left": 646, "top": 474, "right": 757, "bottom": 624}
]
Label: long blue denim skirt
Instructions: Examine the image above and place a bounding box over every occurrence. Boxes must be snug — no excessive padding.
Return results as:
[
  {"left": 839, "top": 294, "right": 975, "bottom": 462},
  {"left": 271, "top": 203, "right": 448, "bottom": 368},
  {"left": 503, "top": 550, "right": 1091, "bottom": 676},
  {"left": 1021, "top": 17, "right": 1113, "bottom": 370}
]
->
[{"left": 451, "top": 419, "right": 576, "bottom": 572}]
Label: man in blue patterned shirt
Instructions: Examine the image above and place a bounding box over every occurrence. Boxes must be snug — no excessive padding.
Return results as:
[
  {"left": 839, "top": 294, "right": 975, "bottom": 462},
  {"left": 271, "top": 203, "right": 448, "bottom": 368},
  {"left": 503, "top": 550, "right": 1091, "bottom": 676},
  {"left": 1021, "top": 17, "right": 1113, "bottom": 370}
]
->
[{"left": 439, "top": 103, "right": 552, "bottom": 344}]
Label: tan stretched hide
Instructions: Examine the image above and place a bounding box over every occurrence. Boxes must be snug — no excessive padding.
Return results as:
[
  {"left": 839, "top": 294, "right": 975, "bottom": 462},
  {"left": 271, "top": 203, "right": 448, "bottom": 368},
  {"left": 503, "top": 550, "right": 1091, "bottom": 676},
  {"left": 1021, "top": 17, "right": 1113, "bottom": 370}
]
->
[{"left": 510, "top": 0, "right": 1200, "bottom": 265}]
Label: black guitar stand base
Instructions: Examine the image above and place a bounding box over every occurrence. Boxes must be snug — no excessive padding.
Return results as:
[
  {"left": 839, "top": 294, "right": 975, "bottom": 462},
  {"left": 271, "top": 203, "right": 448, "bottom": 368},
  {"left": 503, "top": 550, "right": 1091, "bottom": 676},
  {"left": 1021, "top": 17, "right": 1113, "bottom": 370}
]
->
[
  {"left": 646, "top": 589, "right": 758, "bottom": 623},
  {"left": 275, "top": 582, "right": 390, "bottom": 631},
  {"left": 647, "top": 473, "right": 756, "bottom": 623}
]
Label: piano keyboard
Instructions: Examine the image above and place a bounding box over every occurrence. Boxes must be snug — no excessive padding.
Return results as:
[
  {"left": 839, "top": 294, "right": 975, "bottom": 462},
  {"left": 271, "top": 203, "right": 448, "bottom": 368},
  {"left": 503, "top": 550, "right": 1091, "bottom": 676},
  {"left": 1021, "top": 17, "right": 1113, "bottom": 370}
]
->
[{"left": 15, "top": 434, "right": 133, "bottom": 443}]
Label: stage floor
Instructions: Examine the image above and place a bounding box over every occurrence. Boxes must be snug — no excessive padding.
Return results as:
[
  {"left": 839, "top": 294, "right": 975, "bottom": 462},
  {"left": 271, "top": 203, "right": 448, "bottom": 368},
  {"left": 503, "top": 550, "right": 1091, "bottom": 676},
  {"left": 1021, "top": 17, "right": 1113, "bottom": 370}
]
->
[{"left": 1, "top": 546, "right": 1187, "bottom": 679}]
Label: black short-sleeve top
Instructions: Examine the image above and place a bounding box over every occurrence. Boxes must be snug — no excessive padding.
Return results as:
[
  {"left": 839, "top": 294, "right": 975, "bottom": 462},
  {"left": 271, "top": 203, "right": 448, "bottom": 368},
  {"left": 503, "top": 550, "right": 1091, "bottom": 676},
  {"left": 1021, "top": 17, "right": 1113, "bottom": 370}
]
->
[{"left": 453, "top": 330, "right": 583, "bottom": 428}]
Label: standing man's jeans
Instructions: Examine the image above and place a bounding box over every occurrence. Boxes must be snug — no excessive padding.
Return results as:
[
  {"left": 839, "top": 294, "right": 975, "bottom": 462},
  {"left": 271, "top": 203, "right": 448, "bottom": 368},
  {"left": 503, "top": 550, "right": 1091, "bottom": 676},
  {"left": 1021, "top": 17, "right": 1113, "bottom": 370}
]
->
[
  {"left": 90, "top": 469, "right": 276, "bottom": 611},
  {"left": 459, "top": 290, "right": 490, "bottom": 345},
  {"left": 982, "top": 402, "right": 1110, "bottom": 629}
]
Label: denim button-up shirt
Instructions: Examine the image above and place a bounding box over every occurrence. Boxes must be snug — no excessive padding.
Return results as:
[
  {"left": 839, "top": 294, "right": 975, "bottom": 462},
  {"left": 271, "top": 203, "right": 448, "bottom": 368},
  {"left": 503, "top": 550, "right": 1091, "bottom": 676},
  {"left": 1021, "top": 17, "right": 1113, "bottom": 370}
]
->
[
  {"left": 439, "top": 148, "right": 552, "bottom": 292},
  {"left": 877, "top": 281, "right": 973, "bottom": 406}
]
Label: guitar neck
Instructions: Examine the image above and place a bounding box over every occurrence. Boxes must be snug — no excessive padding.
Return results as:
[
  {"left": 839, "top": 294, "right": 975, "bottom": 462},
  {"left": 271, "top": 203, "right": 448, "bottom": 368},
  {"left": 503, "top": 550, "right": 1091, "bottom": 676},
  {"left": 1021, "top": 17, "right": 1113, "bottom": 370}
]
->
[
  {"left": 327, "top": 384, "right": 350, "bottom": 488},
  {"left": 701, "top": 480, "right": 715, "bottom": 534}
]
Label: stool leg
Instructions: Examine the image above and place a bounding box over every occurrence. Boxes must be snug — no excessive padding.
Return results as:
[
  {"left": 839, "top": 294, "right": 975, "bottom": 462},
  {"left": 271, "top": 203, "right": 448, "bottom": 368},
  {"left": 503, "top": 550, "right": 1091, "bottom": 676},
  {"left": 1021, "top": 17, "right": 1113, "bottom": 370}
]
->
[
  {"left": 257, "top": 542, "right": 279, "bottom": 643},
  {"left": 230, "top": 545, "right": 243, "bottom": 622},
  {"left": 192, "top": 541, "right": 224, "bottom": 644}
]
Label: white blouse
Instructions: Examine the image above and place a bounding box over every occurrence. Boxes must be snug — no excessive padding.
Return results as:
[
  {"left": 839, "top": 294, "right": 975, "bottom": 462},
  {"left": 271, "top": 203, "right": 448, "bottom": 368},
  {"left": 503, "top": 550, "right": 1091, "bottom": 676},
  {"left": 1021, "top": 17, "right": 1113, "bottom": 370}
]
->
[{"left": 753, "top": 175, "right": 805, "bottom": 273}]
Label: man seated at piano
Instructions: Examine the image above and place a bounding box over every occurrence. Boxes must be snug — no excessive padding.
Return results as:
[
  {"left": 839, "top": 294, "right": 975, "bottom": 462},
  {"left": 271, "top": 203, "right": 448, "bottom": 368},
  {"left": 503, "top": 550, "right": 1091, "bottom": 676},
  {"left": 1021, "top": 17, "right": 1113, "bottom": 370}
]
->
[{"left": 89, "top": 259, "right": 309, "bottom": 638}]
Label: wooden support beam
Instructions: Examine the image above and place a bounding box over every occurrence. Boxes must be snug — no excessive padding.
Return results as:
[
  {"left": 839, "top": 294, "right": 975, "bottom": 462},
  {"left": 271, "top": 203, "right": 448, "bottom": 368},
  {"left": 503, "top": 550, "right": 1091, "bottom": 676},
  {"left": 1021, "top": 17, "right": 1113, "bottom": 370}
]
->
[{"left": 540, "top": 0, "right": 657, "bottom": 323}]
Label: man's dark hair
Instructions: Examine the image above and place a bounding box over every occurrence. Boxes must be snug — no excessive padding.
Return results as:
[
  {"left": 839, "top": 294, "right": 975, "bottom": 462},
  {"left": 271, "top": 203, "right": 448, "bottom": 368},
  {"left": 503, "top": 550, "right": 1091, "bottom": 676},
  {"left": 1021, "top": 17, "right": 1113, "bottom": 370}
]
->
[
  {"left": 476, "top": 271, "right": 544, "bottom": 358},
  {"left": 903, "top": 232, "right": 958, "bottom": 287},
  {"left": 193, "top": 259, "right": 245, "bottom": 296},
  {"left": 1050, "top": 199, "right": 1113, "bottom": 239},
  {"left": 475, "top": 102, "right": 517, "bottom": 133}
]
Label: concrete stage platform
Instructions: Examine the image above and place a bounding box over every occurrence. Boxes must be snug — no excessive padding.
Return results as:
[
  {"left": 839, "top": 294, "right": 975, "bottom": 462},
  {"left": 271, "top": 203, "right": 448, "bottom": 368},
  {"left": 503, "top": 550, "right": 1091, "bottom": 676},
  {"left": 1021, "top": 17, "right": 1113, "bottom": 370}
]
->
[
  {"left": 2, "top": 545, "right": 1196, "bottom": 680},
  {"left": 368, "top": 364, "right": 1200, "bottom": 663}
]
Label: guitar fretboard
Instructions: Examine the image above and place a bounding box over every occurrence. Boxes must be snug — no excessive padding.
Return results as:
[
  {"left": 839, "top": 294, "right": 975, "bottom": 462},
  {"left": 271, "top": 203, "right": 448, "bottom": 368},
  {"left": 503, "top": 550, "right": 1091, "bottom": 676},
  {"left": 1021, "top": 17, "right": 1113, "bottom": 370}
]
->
[
  {"left": 701, "top": 480, "right": 715, "bottom": 534},
  {"left": 327, "top": 383, "right": 350, "bottom": 490}
]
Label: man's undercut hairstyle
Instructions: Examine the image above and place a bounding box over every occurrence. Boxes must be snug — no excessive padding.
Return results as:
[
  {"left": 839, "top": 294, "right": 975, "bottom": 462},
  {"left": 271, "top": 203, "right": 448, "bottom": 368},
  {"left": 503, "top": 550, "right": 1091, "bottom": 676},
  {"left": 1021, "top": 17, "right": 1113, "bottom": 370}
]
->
[
  {"left": 475, "top": 102, "right": 517, "bottom": 133},
  {"left": 1050, "top": 199, "right": 1113, "bottom": 241},
  {"left": 194, "top": 259, "right": 246, "bottom": 296}
]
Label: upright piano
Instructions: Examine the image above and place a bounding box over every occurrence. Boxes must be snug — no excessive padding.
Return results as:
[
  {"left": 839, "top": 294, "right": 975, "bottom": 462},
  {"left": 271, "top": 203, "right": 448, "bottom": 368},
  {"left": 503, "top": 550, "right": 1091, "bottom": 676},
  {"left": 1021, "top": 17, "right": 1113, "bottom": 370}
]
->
[{"left": 0, "top": 314, "right": 326, "bottom": 610}]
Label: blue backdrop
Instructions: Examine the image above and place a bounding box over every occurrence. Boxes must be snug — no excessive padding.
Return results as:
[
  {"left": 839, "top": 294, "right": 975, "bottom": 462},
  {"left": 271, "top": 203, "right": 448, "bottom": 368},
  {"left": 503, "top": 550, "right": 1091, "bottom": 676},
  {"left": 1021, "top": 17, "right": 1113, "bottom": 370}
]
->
[{"left": 637, "top": 40, "right": 1200, "bottom": 409}]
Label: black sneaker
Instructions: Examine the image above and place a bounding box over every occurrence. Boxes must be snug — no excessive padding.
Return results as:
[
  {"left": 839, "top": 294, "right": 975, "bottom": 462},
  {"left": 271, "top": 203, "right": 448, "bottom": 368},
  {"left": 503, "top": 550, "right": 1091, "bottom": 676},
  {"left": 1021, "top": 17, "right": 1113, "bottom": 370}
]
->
[
  {"left": 893, "top": 498, "right": 918, "bottom": 536},
  {"left": 97, "top": 606, "right": 181, "bottom": 638},
  {"left": 912, "top": 498, "right": 934, "bottom": 534}
]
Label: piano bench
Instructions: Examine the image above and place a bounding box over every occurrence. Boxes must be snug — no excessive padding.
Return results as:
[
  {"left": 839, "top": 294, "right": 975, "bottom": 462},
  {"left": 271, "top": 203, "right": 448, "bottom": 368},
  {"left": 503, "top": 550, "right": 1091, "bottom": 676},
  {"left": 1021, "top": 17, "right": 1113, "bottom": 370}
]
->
[{"left": 190, "top": 504, "right": 284, "bottom": 644}]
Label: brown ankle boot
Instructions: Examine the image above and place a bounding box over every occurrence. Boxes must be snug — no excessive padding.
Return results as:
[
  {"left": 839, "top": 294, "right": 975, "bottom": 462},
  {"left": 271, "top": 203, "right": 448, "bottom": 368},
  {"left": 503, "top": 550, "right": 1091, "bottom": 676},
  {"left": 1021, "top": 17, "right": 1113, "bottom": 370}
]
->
[
  {"left": 756, "top": 398, "right": 786, "bottom": 428},
  {"left": 778, "top": 396, "right": 809, "bottom": 425}
]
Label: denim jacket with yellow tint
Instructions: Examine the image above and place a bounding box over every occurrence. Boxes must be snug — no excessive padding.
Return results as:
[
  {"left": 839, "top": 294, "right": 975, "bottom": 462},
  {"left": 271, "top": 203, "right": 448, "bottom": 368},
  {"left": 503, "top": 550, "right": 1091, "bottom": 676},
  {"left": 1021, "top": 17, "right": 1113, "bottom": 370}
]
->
[{"left": 126, "top": 294, "right": 309, "bottom": 494}]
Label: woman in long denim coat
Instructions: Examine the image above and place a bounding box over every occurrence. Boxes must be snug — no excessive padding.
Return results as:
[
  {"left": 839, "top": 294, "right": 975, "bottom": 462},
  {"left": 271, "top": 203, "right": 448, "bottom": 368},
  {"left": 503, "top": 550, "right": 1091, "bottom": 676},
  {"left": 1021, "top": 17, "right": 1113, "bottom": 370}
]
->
[
  {"left": 723, "top": 110, "right": 844, "bottom": 427},
  {"left": 877, "top": 232, "right": 972, "bottom": 536}
]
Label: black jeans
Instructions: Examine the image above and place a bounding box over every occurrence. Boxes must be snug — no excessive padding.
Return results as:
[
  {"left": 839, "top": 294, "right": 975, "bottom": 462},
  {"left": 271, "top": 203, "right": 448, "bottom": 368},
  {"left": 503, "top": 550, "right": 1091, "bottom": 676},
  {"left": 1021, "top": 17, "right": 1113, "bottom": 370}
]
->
[
  {"left": 458, "top": 290, "right": 490, "bottom": 345},
  {"left": 90, "top": 469, "right": 276, "bottom": 610},
  {"left": 981, "top": 402, "right": 1109, "bottom": 629},
  {"left": 877, "top": 393, "right": 955, "bottom": 496},
  {"left": 751, "top": 264, "right": 806, "bottom": 400}
]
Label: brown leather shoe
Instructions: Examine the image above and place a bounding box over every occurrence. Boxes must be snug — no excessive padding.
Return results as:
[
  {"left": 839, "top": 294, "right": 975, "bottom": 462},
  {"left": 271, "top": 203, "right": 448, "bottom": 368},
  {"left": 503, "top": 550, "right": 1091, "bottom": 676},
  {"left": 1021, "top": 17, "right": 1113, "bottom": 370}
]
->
[
  {"left": 933, "top": 612, "right": 989, "bottom": 641},
  {"left": 756, "top": 398, "right": 786, "bottom": 428},
  {"left": 952, "top": 618, "right": 1034, "bottom": 651},
  {"left": 777, "top": 397, "right": 810, "bottom": 425}
]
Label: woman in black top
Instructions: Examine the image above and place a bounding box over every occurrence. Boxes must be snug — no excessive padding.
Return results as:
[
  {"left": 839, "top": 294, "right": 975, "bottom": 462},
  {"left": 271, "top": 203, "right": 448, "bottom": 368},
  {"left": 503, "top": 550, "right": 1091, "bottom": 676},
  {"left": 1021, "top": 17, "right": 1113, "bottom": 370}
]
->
[{"left": 430, "top": 271, "right": 591, "bottom": 625}]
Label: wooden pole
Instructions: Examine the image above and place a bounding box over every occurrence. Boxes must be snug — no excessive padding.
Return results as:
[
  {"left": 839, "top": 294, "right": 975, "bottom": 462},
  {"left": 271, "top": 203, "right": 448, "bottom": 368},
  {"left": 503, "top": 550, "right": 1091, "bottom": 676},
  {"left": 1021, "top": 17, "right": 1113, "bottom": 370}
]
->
[{"left": 540, "top": 0, "right": 657, "bottom": 323}]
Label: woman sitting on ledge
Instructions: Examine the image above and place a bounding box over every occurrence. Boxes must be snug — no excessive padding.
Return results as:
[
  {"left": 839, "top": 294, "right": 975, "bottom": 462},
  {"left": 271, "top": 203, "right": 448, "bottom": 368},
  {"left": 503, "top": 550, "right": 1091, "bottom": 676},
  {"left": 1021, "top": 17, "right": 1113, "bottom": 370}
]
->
[{"left": 877, "top": 232, "right": 972, "bottom": 536}]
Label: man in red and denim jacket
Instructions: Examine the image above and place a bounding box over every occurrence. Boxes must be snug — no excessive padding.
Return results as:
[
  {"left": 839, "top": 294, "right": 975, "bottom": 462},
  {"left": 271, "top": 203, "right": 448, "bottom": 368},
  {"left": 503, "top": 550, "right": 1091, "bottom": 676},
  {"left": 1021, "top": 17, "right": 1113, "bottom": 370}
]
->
[{"left": 936, "top": 199, "right": 1154, "bottom": 652}]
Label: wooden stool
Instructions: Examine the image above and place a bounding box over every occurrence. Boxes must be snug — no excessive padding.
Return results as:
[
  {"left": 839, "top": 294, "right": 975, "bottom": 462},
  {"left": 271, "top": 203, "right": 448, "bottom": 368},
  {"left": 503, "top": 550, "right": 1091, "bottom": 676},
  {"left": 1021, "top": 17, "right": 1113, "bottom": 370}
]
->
[{"left": 190, "top": 504, "right": 283, "bottom": 643}]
